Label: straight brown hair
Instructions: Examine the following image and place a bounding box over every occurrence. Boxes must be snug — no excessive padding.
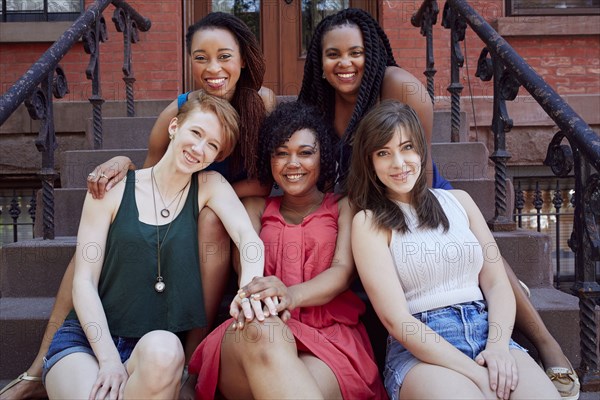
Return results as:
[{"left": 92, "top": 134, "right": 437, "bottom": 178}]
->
[{"left": 347, "top": 100, "right": 449, "bottom": 233}]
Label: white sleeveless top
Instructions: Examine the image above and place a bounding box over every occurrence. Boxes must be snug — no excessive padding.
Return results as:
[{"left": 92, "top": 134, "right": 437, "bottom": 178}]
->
[{"left": 389, "top": 189, "right": 484, "bottom": 314}]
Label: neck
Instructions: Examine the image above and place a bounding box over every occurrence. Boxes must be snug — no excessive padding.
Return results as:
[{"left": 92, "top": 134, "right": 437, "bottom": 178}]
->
[
  {"left": 151, "top": 159, "right": 191, "bottom": 196},
  {"left": 335, "top": 91, "right": 358, "bottom": 107},
  {"left": 280, "top": 187, "right": 324, "bottom": 212}
]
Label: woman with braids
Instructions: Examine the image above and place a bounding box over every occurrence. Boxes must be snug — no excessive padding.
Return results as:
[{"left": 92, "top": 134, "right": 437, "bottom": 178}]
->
[
  {"left": 297, "top": 9, "right": 579, "bottom": 400},
  {"left": 0, "top": 12, "right": 274, "bottom": 400},
  {"left": 188, "top": 101, "right": 387, "bottom": 400}
]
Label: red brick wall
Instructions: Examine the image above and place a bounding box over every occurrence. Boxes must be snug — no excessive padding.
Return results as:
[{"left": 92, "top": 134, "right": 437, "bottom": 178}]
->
[
  {"left": 1, "top": 1, "right": 597, "bottom": 102},
  {"left": 0, "top": 0, "right": 183, "bottom": 102},
  {"left": 381, "top": 0, "right": 599, "bottom": 98}
]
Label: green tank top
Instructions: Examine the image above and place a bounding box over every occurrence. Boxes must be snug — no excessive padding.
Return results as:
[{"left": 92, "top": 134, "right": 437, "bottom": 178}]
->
[{"left": 68, "top": 169, "right": 206, "bottom": 338}]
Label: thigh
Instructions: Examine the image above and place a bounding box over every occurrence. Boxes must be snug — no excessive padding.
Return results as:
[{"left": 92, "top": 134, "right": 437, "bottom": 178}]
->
[
  {"left": 44, "top": 352, "right": 98, "bottom": 400},
  {"left": 400, "top": 363, "right": 484, "bottom": 400},
  {"left": 299, "top": 352, "right": 342, "bottom": 400},
  {"left": 510, "top": 349, "right": 561, "bottom": 399}
]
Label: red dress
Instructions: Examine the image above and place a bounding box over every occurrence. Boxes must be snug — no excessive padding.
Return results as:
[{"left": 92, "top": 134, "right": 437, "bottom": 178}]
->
[{"left": 189, "top": 193, "right": 387, "bottom": 399}]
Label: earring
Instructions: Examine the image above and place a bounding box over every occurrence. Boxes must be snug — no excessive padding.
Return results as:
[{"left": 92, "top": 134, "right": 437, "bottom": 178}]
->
[
  {"left": 273, "top": 182, "right": 279, "bottom": 190},
  {"left": 169, "top": 132, "right": 174, "bottom": 140},
  {"left": 322, "top": 72, "right": 326, "bottom": 79}
]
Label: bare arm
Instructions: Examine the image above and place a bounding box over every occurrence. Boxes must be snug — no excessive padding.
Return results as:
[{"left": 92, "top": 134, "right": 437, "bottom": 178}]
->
[
  {"left": 351, "top": 210, "right": 494, "bottom": 397},
  {"left": 72, "top": 183, "right": 128, "bottom": 400},
  {"left": 381, "top": 66, "right": 434, "bottom": 186},
  {"left": 451, "top": 189, "right": 518, "bottom": 399}
]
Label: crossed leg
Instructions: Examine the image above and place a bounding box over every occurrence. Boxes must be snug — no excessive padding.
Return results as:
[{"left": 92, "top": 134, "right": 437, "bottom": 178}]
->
[{"left": 217, "top": 317, "right": 341, "bottom": 400}]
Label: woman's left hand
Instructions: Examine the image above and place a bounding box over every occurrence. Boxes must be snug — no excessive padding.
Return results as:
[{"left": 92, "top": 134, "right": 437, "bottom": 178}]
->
[{"left": 475, "top": 347, "right": 519, "bottom": 400}]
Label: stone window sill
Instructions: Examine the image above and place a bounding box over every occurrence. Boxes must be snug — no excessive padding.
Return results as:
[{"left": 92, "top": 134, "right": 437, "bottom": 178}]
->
[
  {"left": 493, "top": 15, "right": 600, "bottom": 36},
  {"left": 0, "top": 22, "right": 73, "bottom": 43}
]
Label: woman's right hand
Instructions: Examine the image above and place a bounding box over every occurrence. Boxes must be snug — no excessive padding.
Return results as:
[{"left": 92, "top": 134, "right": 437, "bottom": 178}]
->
[
  {"left": 89, "top": 359, "right": 128, "bottom": 400},
  {"left": 87, "top": 156, "right": 133, "bottom": 199}
]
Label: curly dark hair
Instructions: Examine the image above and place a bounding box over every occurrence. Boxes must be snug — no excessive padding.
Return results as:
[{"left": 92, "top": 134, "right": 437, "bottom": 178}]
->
[
  {"left": 258, "top": 101, "right": 336, "bottom": 192},
  {"left": 298, "top": 8, "right": 398, "bottom": 178},
  {"left": 186, "top": 12, "right": 266, "bottom": 178}
]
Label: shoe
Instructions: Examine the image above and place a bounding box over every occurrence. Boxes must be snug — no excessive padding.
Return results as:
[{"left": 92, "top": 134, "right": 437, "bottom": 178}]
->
[
  {"left": 0, "top": 372, "right": 42, "bottom": 397},
  {"left": 546, "top": 361, "right": 580, "bottom": 400}
]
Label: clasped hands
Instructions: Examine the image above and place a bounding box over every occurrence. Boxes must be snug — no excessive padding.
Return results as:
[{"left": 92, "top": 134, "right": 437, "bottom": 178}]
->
[{"left": 229, "top": 276, "right": 294, "bottom": 329}]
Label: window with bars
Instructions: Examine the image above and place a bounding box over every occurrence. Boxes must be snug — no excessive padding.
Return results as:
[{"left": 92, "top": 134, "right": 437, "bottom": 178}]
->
[
  {"left": 1, "top": 0, "right": 83, "bottom": 22},
  {"left": 507, "top": 0, "right": 600, "bottom": 15}
]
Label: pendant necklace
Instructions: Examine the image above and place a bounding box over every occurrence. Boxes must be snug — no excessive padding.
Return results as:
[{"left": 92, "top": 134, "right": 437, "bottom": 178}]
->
[
  {"left": 151, "top": 167, "right": 190, "bottom": 293},
  {"left": 152, "top": 170, "right": 189, "bottom": 218}
]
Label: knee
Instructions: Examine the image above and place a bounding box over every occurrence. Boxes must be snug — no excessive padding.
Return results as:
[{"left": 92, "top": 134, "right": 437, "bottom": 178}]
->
[
  {"left": 134, "top": 331, "right": 184, "bottom": 388},
  {"left": 230, "top": 319, "right": 294, "bottom": 365}
]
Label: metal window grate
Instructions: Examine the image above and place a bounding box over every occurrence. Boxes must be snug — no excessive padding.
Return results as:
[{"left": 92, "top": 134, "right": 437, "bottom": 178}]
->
[
  {"left": 1, "top": 0, "right": 83, "bottom": 22},
  {"left": 507, "top": 0, "right": 600, "bottom": 16}
]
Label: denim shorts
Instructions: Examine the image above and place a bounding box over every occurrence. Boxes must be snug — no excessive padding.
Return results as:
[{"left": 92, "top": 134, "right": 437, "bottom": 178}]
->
[
  {"left": 383, "top": 301, "right": 527, "bottom": 400},
  {"left": 42, "top": 319, "right": 139, "bottom": 385}
]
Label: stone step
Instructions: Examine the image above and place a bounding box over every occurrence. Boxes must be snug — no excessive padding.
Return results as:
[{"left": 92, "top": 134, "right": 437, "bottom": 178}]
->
[
  {"left": 60, "top": 149, "right": 147, "bottom": 188},
  {"left": 513, "top": 287, "right": 581, "bottom": 369},
  {"left": 89, "top": 116, "right": 156, "bottom": 150},
  {"left": 33, "top": 189, "right": 86, "bottom": 238},
  {"left": 432, "top": 142, "right": 490, "bottom": 180},
  {"left": 495, "top": 229, "right": 553, "bottom": 288},
  {"left": 449, "top": 178, "right": 514, "bottom": 222},
  {"left": 432, "top": 110, "right": 469, "bottom": 143},
  {"left": 0, "top": 238, "right": 75, "bottom": 298},
  {"left": 0, "top": 297, "right": 54, "bottom": 381}
]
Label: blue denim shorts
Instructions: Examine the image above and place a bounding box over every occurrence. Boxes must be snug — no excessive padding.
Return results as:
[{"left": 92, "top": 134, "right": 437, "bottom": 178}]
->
[
  {"left": 42, "top": 319, "right": 139, "bottom": 384},
  {"left": 383, "top": 301, "right": 527, "bottom": 400}
]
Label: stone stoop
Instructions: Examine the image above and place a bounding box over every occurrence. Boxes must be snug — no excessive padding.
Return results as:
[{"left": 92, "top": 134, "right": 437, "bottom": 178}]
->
[
  {"left": 60, "top": 149, "right": 148, "bottom": 188},
  {"left": 0, "top": 238, "right": 75, "bottom": 381},
  {"left": 87, "top": 116, "right": 156, "bottom": 150}
]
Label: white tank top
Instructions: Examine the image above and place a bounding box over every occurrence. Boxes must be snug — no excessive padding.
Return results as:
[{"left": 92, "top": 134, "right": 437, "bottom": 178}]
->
[{"left": 389, "top": 189, "right": 484, "bottom": 314}]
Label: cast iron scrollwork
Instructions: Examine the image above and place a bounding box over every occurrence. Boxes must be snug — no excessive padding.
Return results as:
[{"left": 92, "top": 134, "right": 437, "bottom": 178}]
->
[
  {"left": 544, "top": 131, "right": 574, "bottom": 177},
  {"left": 113, "top": 5, "right": 141, "bottom": 117},
  {"left": 442, "top": 2, "right": 466, "bottom": 142}
]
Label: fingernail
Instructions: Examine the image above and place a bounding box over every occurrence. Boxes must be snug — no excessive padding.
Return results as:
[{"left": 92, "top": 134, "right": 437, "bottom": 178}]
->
[{"left": 251, "top": 293, "right": 260, "bottom": 299}]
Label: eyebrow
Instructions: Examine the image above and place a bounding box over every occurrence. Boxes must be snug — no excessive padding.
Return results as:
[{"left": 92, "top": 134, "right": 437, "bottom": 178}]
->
[
  {"left": 192, "top": 47, "right": 235, "bottom": 55},
  {"left": 324, "top": 45, "right": 364, "bottom": 52}
]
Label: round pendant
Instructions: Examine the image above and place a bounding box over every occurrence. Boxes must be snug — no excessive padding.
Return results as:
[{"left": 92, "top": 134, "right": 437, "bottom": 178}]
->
[
  {"left": 155, "top": 278, "right": 165, "bottom": 293},
  {"left": 160, "top": 208, "right": 170, "bottom": 218}
]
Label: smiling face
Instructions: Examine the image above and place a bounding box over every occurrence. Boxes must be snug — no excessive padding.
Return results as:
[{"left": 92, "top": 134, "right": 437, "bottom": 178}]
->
[
  {"left": 372, "top": 127, "right": 422, "bottom": 203},
  {"left": 190, "top": 28, "right": 244, "bottom": 100},
  {"left": 270, "top": 128, "right": 321, "bottom": 196},
  {"left": 321, "top": 24, "right": 365, "bottom": 97},
  {"left": 168, "top": 109, "right": 223, "bottom": 173}
]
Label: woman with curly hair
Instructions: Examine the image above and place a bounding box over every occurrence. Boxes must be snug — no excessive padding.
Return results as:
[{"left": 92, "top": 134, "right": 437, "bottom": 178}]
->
[{"left": 189, "top": 101, "right": 386, "bottom": 400}]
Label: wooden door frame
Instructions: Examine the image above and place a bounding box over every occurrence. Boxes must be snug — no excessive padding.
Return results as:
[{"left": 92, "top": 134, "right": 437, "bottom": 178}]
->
[{"left": 184, "top": 0, "right": 380, "bottom": 94}]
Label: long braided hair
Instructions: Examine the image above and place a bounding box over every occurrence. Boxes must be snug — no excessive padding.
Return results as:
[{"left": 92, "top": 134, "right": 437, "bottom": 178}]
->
[
  {"left": 298, "top": 8, "right": 398, "bottom": 180},
  {"left": 186, "top": 12, "right": 266, "bottom": 178}
]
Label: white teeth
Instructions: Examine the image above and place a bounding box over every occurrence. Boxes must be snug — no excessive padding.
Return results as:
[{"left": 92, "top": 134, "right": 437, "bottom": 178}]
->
[
  {"left": 184, "top": 151, "right": 199, "bottom": 163},
  {"left": 285, "top": 174, "right": 303, "bottom": 182},
  {"left": 337, "top": 73, "right": 355, "bottom": 78},
  {"left": 206, "top": 78, "right": 225, "bottom": 84}
]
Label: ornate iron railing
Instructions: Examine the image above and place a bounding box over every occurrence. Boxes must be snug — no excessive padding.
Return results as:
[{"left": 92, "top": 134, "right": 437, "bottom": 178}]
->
[
  {"left": 413, "top": 0, "right": 600, "bottom": 389},
  {"left": 0, "top": 0, "right": 151, "bottom": 240}
]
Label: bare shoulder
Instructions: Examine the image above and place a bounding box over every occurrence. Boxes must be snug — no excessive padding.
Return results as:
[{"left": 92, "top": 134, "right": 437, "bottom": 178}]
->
[
  {"left": 197, "top": 170, "right": 229, "bottom": 187},
  {"left": 381, "top": 66, "right": 427, "bottom": 102},
  {"left": 352, "top": 208, "right": 375, "bottom": 228},
  {"left": 447, "top": 189, "right": 473, "bottom": 205},
  {"left": 259, "top": 86, "right": 276, "bottom": 113}
]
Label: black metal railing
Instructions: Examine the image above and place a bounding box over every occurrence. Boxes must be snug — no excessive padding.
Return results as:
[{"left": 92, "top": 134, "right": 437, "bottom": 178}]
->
[
  {"left": 513, "top": 176, "right": 579, "bottom": 288},
  {"left": 413, "top": 0, "right": 600, "bottom": 389},
  {"left": 0, "top": 190, "right": 37, "bottom": 245},
  {"left": 0, "top": 0, "right": 151, "bottom": 240}
]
